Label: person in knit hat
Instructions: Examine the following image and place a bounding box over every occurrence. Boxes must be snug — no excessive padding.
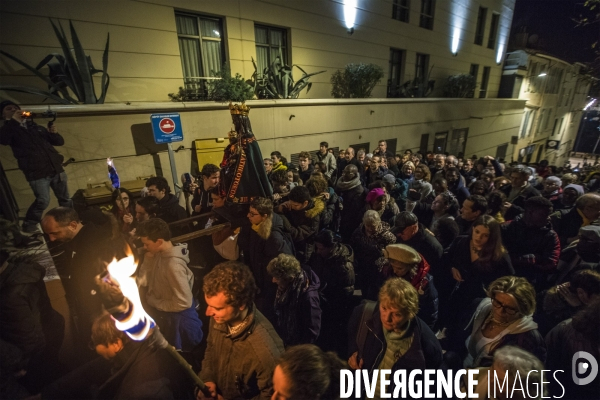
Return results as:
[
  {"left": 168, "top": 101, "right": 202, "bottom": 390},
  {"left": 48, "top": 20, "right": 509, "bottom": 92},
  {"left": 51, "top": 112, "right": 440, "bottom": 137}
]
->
[
  {"left": 379, "top": 243, "right": 439, "bottom": 329},
  {"left": 559, "top": 184, "right": 584, "bottom": 210},
  {"left": 364, "top": 187, "right": 399, "bottom": 223},
  {"left": 0, "top": 100, "right": 72, "bottom": 233},
  {"left": 542, "top": 176, "right": 563, "bottom": 210}
]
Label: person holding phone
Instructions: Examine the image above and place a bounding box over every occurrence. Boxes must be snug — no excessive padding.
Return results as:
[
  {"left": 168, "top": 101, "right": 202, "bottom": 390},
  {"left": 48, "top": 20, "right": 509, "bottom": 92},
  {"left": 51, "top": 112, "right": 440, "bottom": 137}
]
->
[{"left": 0, "top": 100, "right": 72, "bottom": 233}]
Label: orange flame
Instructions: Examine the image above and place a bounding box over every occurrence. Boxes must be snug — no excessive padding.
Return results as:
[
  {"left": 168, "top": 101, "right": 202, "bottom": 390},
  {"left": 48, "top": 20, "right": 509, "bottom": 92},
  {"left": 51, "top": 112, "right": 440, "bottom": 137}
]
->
[{"left": 106, "top": 253, "right": 155, "bottom": 341}]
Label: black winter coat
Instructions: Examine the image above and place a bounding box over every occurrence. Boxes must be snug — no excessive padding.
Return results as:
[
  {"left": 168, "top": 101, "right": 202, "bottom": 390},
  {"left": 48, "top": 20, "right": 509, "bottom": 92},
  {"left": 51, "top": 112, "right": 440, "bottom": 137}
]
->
[
  {"left": 0, "top": 119, "right": 65, "bottom": 181},
  {"left": 280, "top": 199, "right": 323, "bottom": 263},
  {"left": 336, "top": 183, "right": 366, "bottom": 242},
  {"left": 309, "top": 242, "right": 355, "bottom": 304},
  {"left": 441, "top": 236, "right": 514, "bottom": 311},
  {"left": 501, "top": 216, "right": 560, "bottom": 285},
  {"left": 274, "top": 270, "right": 322, "bottom": 346},
  {"left": 550, "top": 206, "right": 584, "bottom": 248},
  {"left": 347, "top": 302, "right": 444, "bottom": 398},
  {"left": 191, "top": 184, "right": 213, "bottom": 216},
  {"left": 41, "top": 333, "right": 195, "bottom": 399},
  {"left": 500, "top": 183, "right": 541, "bottom": 220},
  {"left": 298, "top": 164, "right": 314, "bottom": 183},
  {"left": 50, "top": 223, "right": 124, "bottom": 341},
  {"left": 157, "top": 194, "right": 188, "bottom": 224},
  {"left": 546, "top": 319, "right": 600, "bottom": 399},
  {"left": 455, "top": 215, "right": 474, "bottom": 236},
  {"left": 238, "top": 213, "right": 294, "bottom": 291},
  {"left": 0, "top": 257, "right": 64, "bottom": 371},
  {"left": 318, "top": 188, "right": 341, "bottom": 232},
  {"left": 395, "top": 224, "right": 444, "bottom": 276}
]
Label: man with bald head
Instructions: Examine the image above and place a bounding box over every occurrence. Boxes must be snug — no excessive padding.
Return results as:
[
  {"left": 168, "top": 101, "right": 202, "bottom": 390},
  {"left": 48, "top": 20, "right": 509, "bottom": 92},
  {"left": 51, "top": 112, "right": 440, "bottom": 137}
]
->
[
  {"left": 551, "top": 193, "right": 600, "bottom": 247},
  {"left": 42, "top": 207, "right": 117, "bottom": 347},
  {"left": 336, "top": 164, "right": 366, "bottom": 242}
]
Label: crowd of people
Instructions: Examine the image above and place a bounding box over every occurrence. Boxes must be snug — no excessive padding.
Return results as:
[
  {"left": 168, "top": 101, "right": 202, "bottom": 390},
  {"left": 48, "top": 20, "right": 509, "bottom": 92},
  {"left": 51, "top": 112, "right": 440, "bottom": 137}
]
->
[{"left": 2, "top": 111, "right": 600, "bottom": 399}]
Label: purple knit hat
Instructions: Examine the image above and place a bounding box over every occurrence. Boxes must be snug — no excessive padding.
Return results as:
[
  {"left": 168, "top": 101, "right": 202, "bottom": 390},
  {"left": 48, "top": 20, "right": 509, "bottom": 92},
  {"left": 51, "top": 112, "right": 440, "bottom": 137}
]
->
[{"left": 366, "top": 188, "right": 386, "bottom": 203}]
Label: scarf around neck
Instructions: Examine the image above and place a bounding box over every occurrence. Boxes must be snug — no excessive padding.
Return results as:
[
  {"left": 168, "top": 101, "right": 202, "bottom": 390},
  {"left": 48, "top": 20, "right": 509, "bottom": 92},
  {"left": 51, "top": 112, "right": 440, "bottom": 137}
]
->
[{"left": 336, "top": 176, "right": 361, "bottom": 191}]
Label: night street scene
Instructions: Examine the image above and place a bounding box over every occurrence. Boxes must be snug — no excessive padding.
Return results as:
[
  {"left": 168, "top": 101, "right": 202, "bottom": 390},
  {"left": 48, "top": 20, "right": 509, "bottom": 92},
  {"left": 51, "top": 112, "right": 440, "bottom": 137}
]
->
[{"left": 2, "top": 1, "right": 600, "bottom": 399}]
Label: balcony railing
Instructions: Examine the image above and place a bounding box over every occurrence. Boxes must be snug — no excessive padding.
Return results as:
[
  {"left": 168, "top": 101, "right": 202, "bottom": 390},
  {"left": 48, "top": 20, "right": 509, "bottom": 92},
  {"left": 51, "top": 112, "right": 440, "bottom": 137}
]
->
[
  {"left": 504, "top": 51, "right": 529, "bottom": 70},
  {"left": 172, "top": 77, "right": 222, "bottom": 101}
]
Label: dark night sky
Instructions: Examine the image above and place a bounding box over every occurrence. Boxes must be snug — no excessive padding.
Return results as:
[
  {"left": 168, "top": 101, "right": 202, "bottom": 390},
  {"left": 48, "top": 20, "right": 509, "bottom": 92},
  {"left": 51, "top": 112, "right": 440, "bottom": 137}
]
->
[{"left": 511, "top": 0, "right": 600, "bottom": 64}]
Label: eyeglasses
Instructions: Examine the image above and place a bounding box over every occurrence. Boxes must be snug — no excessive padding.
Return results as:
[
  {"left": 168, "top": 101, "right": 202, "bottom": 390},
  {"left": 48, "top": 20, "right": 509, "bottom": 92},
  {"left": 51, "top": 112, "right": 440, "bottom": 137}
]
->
[
  {"left": 491, "top": 297, "right": 519, "bottom": 315},
  {"left": 247, "top": 212, "right": 260, "bottom": 217}
]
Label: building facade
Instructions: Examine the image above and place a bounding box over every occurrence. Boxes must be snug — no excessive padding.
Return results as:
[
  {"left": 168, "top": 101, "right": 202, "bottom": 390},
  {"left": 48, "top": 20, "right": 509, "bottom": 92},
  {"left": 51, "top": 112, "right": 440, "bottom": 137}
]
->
[
  {"left": 1, "top": 0, "right": 529, "bottom": 213},
  {"left": 500, "top": 50, "right": 592, "bottom": 167},
  {"left": 1, "top": 0, "right": 516, "bottom": 102}
]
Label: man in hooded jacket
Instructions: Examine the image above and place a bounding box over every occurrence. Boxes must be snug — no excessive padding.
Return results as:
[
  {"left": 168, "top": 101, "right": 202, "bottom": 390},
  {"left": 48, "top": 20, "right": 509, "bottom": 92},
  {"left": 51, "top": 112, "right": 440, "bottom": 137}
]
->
[{"left": 137, "top": 218, "right": 203, "bottom": 352}]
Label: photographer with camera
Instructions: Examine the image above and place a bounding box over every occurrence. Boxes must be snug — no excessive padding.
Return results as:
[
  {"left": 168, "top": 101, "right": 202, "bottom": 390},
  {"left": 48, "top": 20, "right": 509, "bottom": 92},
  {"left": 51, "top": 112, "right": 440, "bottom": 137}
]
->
[{"left": 0, "top": 100, "right": 72, "bottom": 233}]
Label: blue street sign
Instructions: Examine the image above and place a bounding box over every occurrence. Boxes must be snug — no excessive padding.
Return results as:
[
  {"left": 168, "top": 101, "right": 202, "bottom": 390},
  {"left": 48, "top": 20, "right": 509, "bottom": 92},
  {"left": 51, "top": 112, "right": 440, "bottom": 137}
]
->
[{"left": 151, "top": 113, "right": 184, "bottom": 144}]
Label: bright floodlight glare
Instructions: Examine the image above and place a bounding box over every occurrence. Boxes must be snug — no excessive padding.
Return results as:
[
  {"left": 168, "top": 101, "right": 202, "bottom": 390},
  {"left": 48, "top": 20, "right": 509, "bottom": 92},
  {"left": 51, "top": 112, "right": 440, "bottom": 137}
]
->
[
  {"left": 538, "top": 72, "right": 547, "bottom": 77},
  {"left": 496, "top": 45, "right": 503, "bottom": 64},
  {"left": 344, "top": 0, "right": 357, "bottom": 29},
  {"left": 451, "top": 27, "right": 460, "bottom": 55},
  {"left": 584, "top": 99, "right": 597, "bottom": 111}
]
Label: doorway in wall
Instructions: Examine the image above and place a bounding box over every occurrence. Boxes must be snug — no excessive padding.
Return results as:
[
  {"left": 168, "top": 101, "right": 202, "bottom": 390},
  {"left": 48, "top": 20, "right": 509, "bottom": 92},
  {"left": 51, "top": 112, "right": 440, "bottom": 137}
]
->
[
  {"left": 447, "top": 128, "right": 468, "bottom": 156},
  {"left": 433, "top": 132, "right": 448, "bottom": 153},
  {"left": 419, "top": 133, "right": 430, "bottom": 154},
  {"left": 496, "top": 143, "right": 508, "bottom": 161},
  {"left": 385, "top": 139, "right": 397, "bottom": 155},
  {"left": 350, "top": 142, "right": 370, "bottom": 154}
]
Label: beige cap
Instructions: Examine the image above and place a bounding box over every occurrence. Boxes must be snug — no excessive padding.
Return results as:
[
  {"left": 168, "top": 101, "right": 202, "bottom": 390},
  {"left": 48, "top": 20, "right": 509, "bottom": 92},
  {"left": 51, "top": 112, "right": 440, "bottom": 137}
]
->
[{"left": 383, "top": 244, "right": 421, "bottom": 264}]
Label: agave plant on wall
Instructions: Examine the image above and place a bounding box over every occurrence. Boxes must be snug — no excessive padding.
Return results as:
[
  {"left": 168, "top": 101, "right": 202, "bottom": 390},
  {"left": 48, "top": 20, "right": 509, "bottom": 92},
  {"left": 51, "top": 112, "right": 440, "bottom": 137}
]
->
[
  {"left": 0, "top": 19, "right": 110, "bottom": 104},
  {"left": 250, "top": 47, "right": 325, "bottom": 99}
]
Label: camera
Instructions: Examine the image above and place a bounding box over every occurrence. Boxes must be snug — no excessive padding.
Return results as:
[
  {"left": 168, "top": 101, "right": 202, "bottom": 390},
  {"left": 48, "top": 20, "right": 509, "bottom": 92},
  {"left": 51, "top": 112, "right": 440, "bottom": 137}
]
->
[{"left": 21, "top": 110, "right": 57, "bottom": 119}]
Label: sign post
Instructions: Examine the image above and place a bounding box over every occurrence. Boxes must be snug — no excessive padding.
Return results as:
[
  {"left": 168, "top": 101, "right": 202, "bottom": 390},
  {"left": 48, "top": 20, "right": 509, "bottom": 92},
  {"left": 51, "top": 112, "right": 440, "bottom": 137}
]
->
[{"left": 151, "top": 113, "right": 184, "bottom": 197}]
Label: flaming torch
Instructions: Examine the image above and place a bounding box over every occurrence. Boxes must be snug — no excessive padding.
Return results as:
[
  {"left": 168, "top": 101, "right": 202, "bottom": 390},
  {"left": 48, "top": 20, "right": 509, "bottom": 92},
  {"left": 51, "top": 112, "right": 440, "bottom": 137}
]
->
[{"left": 96, "top": 253, "right": 210, "bottom": 397}]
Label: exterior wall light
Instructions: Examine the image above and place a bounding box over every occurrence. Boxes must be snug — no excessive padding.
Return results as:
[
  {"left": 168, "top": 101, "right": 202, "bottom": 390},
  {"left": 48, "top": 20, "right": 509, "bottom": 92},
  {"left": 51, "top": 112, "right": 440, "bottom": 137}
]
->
[
  {"left": 538, "top": 72, "right": 547, "bottom": 77},
  {"left": 584, "top": 98, "right": 596, "bottom": 111},
  {"left": 451, "top": 27, "right": 460, "bottom": 56},
  {"left": 496, "top": 44, "right": 504, "bottom": 65},
  {"left": 344, "top": 0, "right": 357, "bottom": 34}
]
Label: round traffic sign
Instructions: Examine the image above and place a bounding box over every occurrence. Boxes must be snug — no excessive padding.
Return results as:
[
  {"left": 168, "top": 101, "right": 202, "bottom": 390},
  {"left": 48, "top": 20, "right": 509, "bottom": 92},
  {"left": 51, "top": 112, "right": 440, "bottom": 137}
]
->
[{"left": 159, "top": 118, "right": 176, "bottom": 134}]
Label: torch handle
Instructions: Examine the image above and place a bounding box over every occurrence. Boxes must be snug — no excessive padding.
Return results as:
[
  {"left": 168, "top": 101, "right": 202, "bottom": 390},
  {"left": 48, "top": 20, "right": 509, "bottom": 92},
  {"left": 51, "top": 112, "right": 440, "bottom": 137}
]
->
[{"left": 162, "top": 344, "right": 212, "bottom": 398}]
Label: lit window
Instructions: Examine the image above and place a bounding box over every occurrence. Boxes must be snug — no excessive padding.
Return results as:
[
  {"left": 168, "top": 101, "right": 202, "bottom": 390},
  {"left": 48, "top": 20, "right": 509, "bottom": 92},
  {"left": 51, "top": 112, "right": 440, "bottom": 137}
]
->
[{"left": 175, "top": 13, "right": 225, "bottom": 98}]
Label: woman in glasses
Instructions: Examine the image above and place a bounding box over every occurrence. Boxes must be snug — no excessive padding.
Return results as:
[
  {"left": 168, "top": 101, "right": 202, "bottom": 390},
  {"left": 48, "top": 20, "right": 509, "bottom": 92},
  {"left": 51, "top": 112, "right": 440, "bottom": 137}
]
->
[{"left": 462, "top": 276, "right": 546, "bottom": 368}]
